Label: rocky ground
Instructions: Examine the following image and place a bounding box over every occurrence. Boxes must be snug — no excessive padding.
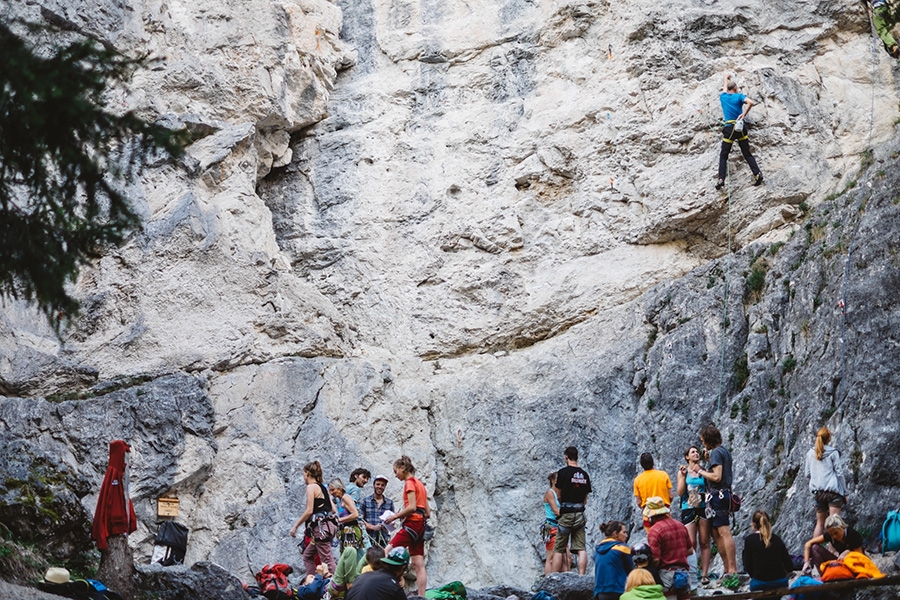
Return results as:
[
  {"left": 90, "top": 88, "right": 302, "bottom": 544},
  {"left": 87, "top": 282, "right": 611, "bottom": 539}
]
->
[{"left": 2, "top": 0, "right": 900, "bottom": 592}]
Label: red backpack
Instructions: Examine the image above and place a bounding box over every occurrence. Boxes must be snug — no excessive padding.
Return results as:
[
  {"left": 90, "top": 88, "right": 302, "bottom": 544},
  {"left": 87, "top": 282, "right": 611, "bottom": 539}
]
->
[{"left": 255, "top": 564, "right": 294, "bottom": 599}]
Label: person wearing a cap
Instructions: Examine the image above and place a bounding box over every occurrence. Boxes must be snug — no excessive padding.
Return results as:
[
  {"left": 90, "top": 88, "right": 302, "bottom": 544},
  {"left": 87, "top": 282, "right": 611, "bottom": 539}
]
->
[
  {"left": 345, "top": 547, "right": 409, "bottom": 600},
  {"left": 360, "top": 474, "right": 395, "bottom": 548},
  {"left": 644, "top": 497, "right": 693, "bottom": 600}
]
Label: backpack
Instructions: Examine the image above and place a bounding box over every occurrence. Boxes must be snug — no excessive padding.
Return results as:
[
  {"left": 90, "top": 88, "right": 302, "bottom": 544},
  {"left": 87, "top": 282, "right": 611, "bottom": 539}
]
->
[
  {"left": 881, "top": 509, "right": 900, "bottom": 554},
  {"left": 38, "top": 579, "right": 123, "bottom": 600},
  {"left": 151, "top": 521, "right": 189, "bottom": 566},
  {"left": 255, "top": 564, "right": 294, "bottom": 600}
]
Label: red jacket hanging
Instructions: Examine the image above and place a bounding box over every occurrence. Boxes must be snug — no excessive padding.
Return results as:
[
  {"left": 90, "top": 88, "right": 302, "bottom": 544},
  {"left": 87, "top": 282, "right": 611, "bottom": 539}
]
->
[{"left": 91, "top": 440, "right": 137, "bottom": 550}]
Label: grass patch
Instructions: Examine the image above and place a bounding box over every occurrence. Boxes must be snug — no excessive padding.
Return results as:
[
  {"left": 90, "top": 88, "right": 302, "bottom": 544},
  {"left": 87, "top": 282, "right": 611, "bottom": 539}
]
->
[
  {"left": 781, "top": 355, "right": 797, "bottom": 374},
  {"left": 733, "top": 355, "right": 750, "bottom": 391}
]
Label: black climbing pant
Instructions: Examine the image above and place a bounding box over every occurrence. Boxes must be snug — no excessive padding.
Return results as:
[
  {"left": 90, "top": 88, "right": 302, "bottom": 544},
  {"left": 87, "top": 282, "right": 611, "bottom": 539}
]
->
[{"left": 718, "top": 122, "right": 760, "bottom": 182}]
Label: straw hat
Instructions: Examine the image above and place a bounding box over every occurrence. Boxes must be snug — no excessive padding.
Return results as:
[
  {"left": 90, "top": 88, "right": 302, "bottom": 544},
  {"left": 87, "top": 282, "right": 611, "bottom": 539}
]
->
[
  {"left": 44, "top": 567, "right": 71, "bottom": 584},
  {"left": 642, "top": 496, "right": 670, "bottom": 518}
]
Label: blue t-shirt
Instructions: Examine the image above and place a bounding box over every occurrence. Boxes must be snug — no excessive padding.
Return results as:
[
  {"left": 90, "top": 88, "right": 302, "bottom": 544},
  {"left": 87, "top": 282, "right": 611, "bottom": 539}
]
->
[{"left": 720, "top": 92, "right": 747, "bottom": 122}]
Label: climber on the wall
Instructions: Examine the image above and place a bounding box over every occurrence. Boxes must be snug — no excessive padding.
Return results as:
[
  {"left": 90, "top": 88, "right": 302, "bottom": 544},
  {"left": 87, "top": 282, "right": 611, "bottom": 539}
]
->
[
  {"left": 716, "top": 73, "right": 763, "bottom": 190},
  {"left": 868, "top": 0, "right": 900, "bottom": 57}
]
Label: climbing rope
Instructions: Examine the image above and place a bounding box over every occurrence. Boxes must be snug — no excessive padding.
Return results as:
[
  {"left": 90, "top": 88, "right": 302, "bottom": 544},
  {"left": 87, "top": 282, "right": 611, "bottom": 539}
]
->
[
  {"left": 691, "top": 101, "right": 735, "bottom": 422},
  {"left": 835, "top": 4, "right": 881, "bottom": 451}
]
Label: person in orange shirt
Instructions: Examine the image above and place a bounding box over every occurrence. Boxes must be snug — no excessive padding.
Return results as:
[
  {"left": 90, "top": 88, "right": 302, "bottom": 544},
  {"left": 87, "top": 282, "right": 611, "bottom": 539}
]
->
[
  {"left": 634, "top": 453, "right": 673, "bottom": 530},
  {"left": 383, "top": 456, "right": 430, "bottom": 597}
]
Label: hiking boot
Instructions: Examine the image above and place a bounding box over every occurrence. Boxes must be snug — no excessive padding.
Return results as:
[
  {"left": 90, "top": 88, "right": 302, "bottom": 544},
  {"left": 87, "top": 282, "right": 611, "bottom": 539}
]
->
[
  {"left": 752, "top": 172, "right": 763, "bottom": 186},
  {"left": 715, "top": 179, "right": 725, "bottom": 190}
]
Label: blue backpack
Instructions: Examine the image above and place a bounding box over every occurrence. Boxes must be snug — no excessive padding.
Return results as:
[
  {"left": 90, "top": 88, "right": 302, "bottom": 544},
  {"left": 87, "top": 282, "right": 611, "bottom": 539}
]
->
[{"left": 881, "top": 510, "right": 900, "bottom": 554}]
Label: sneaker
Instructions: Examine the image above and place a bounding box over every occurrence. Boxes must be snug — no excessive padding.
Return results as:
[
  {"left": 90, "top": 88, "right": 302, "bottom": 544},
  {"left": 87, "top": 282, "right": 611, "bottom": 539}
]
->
[
  {"left": 701, "top": 576, "right": 711, "bottom": 586},
  {"left": 753, "top": 172, "right": 764, "bottom": 186},
  {"left": 720, "top": 574, "right": 741, "bottom": 590},
  {"left": 715, "top": 179, "right": 725, "bottom": 190}
]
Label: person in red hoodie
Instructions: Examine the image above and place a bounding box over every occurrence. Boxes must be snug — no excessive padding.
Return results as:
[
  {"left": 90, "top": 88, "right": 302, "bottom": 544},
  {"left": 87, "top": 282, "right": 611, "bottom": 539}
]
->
[{"left": 92, "top": 440, "right": 137, "bottom": 550}]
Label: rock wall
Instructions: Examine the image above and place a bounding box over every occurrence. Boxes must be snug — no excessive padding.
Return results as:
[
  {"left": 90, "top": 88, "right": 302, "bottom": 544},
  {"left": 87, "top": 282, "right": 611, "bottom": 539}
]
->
[{"left": 2, "top": 0, "right": 900, "bottom": 590}]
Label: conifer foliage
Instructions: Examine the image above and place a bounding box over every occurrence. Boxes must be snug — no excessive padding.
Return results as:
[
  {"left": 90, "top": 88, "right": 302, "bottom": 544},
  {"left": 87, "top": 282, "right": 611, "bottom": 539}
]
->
[{"left": 0, "top": 23, "right": 184, "bottom": 330}]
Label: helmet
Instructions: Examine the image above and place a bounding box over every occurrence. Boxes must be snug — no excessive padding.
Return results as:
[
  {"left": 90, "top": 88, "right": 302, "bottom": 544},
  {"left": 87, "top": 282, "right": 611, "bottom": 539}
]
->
[
  {"left": 631, "top": 542, "right": 651, "bottom": 566},
  {"left": 381, "top": 546, "right": 410, "bottom": 566}
]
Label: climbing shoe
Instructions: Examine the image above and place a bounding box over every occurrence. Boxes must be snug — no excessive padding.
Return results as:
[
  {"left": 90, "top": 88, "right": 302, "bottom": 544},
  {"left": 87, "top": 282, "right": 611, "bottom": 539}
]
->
[
  {"left": 715, "top": 179, "right": 725, "bottom": 190},
  {"left": 752, "top": 172, "right": 764, "bottom": 186}
]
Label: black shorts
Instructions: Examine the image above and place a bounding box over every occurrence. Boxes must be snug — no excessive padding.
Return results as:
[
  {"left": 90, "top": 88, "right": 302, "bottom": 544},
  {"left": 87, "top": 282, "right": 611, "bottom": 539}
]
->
[
  {"left": 680, "top": 507, "right": 706, "bottom": 525},
  {"left": 814, "top": 490, "right": 846, "bottom": 513}
]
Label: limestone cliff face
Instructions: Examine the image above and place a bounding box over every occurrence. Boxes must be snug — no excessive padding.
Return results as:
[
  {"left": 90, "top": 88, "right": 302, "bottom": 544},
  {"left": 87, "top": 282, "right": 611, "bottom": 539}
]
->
[{"left": 1, "top": 0, "right": 900, "bottom": 590}]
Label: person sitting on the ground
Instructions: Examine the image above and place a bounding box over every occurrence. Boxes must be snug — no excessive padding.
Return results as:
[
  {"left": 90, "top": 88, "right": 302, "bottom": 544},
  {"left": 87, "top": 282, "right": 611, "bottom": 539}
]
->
[
  {"left": 620, "top": 568, "right": 666, "bottom": 600},
  {"left": 360, "top": 546, "right": 385, "bottom": 574},
  {"left": 802, "top": 514, "right": 865, "bottom": 575},
  {"left": 345, "top": 546, "right": 409, "bottom": 600},
  {"left": 295, "top": 564, "right": 329, "bottom": 600},
  {"left": 634, "top": 452, "right": 674, "bottom": 531},
  {"left": 869, "top": 0, "right": 900, "bottom": 57},
  {"left": 346, "top": 468, "right": 371, "bottom": 505},
  {"left": 326, "top": 546, "right": 361, "bottom": 600},
  {"left": 593, "top": 520, "right": 633, "bottom": 600},
  {"left": 645, "top": 497, "right": 693, "bottom": 600},
  {"left": 742, "top": 510, "right": 794, "bottom": 591}
]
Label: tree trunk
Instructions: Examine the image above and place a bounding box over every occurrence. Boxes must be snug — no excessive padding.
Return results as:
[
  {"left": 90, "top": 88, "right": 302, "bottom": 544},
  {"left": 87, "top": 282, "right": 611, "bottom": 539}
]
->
[{"left": 97, "top": 534, "right": 135, "bottom": 600}]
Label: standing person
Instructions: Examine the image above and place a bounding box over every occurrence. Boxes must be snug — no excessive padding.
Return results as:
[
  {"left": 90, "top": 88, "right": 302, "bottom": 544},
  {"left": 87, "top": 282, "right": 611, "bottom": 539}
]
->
[
  {"left": 290, "top": 460, "right": 338, "bottom": 575},
  {"left": 802, "top": 514, "right": 865, "bottom": 574},
  {"left": 869, "top": 0, "right": 900, "bottom": 57},
  {"left": 634, "top": 452, "right": 674, "bottom": 530},
  {"left": 329, "top": 478, "right": 367, "bottom": 554},
  {"left": 715, "top": 73, "right": 763, "bottom": 190},
  {"left": 383, "top": 456, "right": 430, "bottom": 597},
  {"left": 360, "top": 475, "right": 395, "bottom": 548},
  {"left": 805, "top": 427, "right": 848, "bottom": 538},
  {"left": 553, "top": 446, "right": 593, "bottom": 575},
  {"left": 676, "top": 446, "right": 711, "bottom": 585},
  {"left": 346, "top": 468, "right": 371, "bottom": 506},
  {"left": 345, "top": 547, "right": 410, "bottom": 600},
  {"left": 645, "top": 498, "right": 693, "bottom": 600},
  {"left": 542, "top": 472, "right": 570, "bottom": 574},
  {"left": 742, "top": 510, "right": 793, "bottom": 591},
  {"left": 697, "top": 424, "right": 738, "bottom": 582},
  {"left": 593, "top": 520, "right": 634, "bottom": 600}
]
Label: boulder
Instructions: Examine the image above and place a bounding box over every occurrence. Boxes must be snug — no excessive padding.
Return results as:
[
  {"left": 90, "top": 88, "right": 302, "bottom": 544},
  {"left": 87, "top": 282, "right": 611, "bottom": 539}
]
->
[
  {"left": 534, "top": 572, "right": 593, "bottom": 600},
  {"left": 134, "top": 561, "right": 245, "bottom": 600}
]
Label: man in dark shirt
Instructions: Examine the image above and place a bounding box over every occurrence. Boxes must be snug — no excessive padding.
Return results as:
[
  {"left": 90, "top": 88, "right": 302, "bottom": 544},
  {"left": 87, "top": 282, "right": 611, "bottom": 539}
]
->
[
  {"left": 698, "top": 424, "right": 737, "bottom": 578},
  {"left": 553, "top": 446, "right": 592, "bottom": 574},
  {"left": 345, "top": 546, "right": 409, "bottom": 600}
]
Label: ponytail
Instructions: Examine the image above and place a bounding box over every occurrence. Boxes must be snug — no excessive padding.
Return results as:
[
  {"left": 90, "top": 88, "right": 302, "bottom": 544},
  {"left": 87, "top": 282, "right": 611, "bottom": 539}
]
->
[
  {"left": 394, "top": 455, "right": 416, "bottom": 475},
  {"left": 304, "top": 460, "right": 323, "bottom": 483},
  {"left": 753, "top": 510, "right": 773, "bottom": 548},
  {"left": 600, "top": 520, "right": 626, "bottom": 538},
  {"left": 815, "top": 427, "right": 831, "bottom": 461}
]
